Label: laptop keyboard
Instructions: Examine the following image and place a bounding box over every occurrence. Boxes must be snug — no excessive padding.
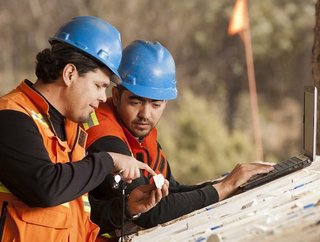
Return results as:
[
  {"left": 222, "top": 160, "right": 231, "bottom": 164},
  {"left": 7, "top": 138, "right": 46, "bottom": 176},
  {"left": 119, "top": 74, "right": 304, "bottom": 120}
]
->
[{"left": 239, "top": 154, "right": 312, "bottom": 192}]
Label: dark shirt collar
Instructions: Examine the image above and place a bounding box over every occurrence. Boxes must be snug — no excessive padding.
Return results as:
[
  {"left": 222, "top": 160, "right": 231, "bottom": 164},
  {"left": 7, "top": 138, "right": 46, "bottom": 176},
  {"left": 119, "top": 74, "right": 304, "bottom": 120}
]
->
[{"left": 28, "top": 80, "right": 66, "bottom": 141}]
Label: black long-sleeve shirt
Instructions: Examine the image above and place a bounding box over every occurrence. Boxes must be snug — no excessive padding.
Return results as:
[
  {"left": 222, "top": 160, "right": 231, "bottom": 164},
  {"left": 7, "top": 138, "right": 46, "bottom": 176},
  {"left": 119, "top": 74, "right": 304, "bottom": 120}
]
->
[
  {"left": 0, "top": 109, "right": 114, "bottom": 207},
  {"left": 87, "top": 136, "right": 219, "bottom": 234}
]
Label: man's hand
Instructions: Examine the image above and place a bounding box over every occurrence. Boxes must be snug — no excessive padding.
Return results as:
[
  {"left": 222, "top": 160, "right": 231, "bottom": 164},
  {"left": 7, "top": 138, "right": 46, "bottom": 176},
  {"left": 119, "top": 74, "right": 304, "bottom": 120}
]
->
[
  {"left": 108, "top": 152, "right": 157, "bottom": 183},
  {"left": 213, "top": 162, "right": 274, "bottom": 200},
  {"left": 126, "top": 180, "right": 169, "bottom": 216}
]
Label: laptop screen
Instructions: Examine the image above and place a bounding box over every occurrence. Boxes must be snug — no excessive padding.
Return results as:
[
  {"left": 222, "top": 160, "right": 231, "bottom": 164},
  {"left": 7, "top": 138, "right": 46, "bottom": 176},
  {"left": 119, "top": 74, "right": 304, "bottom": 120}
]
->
[{"left": 303, "top": 86, "right": 317, "bottom": 161}]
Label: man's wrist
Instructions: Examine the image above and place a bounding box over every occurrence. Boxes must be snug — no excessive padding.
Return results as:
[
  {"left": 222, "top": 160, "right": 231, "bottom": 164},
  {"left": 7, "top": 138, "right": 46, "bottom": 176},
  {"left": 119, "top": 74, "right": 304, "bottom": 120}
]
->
[
  {"left": 126, "top": 212, "right": 141, "bottom": 221},
  {"left": 125, "top": 206, "right": 141, "bottom": 221},
  {"left": 212, "top": 180, "right": 234, "bottom": 201}
]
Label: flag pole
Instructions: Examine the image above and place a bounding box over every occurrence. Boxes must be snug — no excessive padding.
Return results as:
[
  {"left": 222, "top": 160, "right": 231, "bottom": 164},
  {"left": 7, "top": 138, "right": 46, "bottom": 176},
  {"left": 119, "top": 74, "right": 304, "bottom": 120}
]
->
[
  {"left": 229, "top": 0, "right": 263, "bottom": 160},
  {"left": 241, "top": 25, "right": 264, "bottom": 161}
]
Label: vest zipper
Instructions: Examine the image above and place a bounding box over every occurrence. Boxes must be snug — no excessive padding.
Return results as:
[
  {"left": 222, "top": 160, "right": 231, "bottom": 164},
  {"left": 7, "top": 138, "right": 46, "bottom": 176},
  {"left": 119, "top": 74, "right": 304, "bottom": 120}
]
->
[{"left": 69, "top": 125, "right": 80, "bottom": 160}]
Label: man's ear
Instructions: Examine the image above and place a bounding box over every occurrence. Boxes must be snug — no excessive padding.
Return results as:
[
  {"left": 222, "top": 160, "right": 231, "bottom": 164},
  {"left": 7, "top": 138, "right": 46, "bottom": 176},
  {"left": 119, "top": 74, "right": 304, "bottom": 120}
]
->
[
  {"left": 62, "top": 64, "right": 77, "bottom": 86},
  {"left": 112, "top": 86, "right": 120, "bottom": 106}
]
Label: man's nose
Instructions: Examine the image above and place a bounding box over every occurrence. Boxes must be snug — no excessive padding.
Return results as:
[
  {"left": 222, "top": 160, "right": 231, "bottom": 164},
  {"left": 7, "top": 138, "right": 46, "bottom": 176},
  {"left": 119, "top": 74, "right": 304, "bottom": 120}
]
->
[
  {"left": 98, "top": 89, "right": 107, "bottom": 103},
  {"left": 138, "top": 103, "right": 151, "bottom": 119}
]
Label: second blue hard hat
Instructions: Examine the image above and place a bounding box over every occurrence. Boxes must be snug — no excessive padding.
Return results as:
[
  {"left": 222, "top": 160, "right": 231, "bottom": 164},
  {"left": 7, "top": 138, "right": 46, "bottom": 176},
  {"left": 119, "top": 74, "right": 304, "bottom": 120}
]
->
[
  {"left": 49, "top": 16, "right": 122, "bottom": 82},
  {"left": 119, "top": 40, "right": 177, "bottom": 100}
]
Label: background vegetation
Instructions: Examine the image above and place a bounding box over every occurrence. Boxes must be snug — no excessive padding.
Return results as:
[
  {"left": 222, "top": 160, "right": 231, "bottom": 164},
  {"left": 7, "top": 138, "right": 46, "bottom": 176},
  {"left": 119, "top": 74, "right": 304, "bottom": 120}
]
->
[{"left": 0, "top": 0, "right": 317, "bottom": 183}]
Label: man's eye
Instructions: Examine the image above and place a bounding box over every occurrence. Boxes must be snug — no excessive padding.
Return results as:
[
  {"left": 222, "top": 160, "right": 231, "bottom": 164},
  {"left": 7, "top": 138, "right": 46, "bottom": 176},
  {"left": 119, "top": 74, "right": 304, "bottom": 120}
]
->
[
  {"left": 152, "top": 102, "right": 162, "bottom": 108},
  {"left": 130, "top": 100, "right": 141, "bottom": 105}
]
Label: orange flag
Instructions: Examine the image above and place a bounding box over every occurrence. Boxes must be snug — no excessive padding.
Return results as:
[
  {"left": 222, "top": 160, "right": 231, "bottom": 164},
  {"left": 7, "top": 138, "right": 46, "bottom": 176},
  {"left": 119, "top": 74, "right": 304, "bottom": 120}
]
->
[{"left": 228, "top": 0, "right": 248, "bottom": 36}]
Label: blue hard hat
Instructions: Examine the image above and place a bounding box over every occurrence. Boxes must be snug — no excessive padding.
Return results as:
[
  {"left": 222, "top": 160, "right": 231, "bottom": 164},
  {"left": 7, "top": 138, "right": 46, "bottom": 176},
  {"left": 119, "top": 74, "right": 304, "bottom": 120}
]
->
[
  {"left": 119, "top": 40, "right": 177, "bottom": 100},
  {"left": 49, "top": 16, "right": 122, "bottom": 82}
]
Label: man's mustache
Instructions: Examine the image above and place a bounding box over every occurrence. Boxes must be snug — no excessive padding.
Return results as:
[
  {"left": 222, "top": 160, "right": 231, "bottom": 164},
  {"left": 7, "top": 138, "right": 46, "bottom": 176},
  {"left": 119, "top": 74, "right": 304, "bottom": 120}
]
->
[{"left": 132, "top": 119, "right": 152, "bottom": 125}]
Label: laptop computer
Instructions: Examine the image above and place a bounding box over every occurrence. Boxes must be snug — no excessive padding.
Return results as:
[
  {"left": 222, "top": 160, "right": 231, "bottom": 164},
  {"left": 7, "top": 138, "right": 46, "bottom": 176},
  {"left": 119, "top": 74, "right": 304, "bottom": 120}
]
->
[{"left": 239, "top": 86, "right": 318, "bottom": 192}]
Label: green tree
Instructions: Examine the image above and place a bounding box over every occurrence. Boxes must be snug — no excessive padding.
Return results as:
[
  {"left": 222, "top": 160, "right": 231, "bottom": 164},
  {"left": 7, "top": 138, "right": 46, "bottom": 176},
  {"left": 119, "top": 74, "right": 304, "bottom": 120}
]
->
[{"left": 158, "top": 89, "right": 255, "bottom": 184}]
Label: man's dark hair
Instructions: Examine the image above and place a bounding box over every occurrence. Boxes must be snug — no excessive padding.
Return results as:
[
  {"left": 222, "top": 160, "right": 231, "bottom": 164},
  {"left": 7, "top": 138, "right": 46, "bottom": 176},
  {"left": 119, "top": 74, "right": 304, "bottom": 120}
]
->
[
  {"left": 35, "top": 42, "right": 105, "bottom": 83},
  {"left": 115, "top": 85, "right": 127, "bottom": 97}
]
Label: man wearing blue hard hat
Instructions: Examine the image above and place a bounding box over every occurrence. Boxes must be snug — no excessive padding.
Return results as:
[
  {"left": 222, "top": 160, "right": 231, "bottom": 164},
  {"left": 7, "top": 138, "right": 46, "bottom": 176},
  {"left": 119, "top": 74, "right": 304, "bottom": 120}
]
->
[
  {"left": 0, "top": 17, "right": 167, "bottom": 242},
  {"left": 85, "top": 40, "right": 274, "bottom": 237}
]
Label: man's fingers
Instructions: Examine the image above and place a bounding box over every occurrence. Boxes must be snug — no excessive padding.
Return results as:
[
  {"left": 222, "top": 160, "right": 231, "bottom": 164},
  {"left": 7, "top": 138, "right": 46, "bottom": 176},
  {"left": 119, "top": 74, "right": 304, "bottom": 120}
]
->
[
  {"left": 136, "top": 184, "right": 157, "bottom": 193},
  {"left": 161, "top": 179, "right": 169, "bottom": 197},
  {"left": 237, "top": 162, "right": 274, "bottom": 174},
  {"left": 135, "top": 167, "right": 141, "bottom": 178},
  {"left": 138, "top": 163, "right": 157, "bottom": 176},
  {"left": 256, "top": 165, "right": 274, "bottom": 173},
  {"left": 148, "top": 190, "right": 156, "bottom": 206},
  {"left": 131, "top": 167, "right": 140, "bottom": 180},
  {"left": 121, "top": 169, "right": 133, "bottom": 182},
  {"left": 154, "top": 189, "right": 162, "bottom": 203},
  {"left": 161, "top": 187, "right": 168, "bottom": 197},
  {"left": 121, "top": 166, "right": 140, "bottom": 182},
  {"left": 251, "top": 161, "right": 276, "bottom": 166}
]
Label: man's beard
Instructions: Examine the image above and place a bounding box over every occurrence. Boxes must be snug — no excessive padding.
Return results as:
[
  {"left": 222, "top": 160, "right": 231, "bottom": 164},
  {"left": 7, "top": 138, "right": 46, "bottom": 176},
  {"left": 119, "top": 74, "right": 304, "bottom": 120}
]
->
[{"left": 130, "top": 119, "right": 153, "bottom": 138}]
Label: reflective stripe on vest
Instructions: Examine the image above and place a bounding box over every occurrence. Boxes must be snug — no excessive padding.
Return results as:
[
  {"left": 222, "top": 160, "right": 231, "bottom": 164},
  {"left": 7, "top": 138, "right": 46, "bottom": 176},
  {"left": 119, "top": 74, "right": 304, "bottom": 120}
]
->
[
  {"left": 82, "top": 195, "right": 91, "bottom": 213},
  {"left": 0, "top": 183, "right": 10, "bottom": 194},
  {"left": 83, "top": 112, "right": 99, "bottom": 130},
  {"left": 0, "top": 182, "right": 70, "bottom": 208},
  {"left": 61, "top": 202, "right": 70, "bottom": 208},
  {"left": 30, "top": 110, "right": 50, "bottom": 128},
  {"left": 101, "top": 233, "right": 113, "bottom": 238}
]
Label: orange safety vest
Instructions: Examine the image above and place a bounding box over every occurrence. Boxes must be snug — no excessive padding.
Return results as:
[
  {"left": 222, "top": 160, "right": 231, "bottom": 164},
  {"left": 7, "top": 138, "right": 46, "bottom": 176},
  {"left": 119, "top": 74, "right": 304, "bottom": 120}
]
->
[
  {"left": 0, "top": 80, "right": 99, "bottom": 242},
  {"left": 84, "top": 98, "right": 169, "bottom": 179}
]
